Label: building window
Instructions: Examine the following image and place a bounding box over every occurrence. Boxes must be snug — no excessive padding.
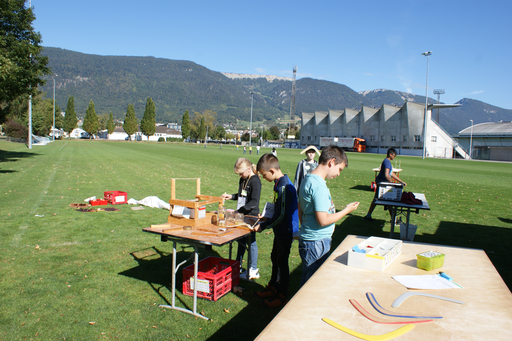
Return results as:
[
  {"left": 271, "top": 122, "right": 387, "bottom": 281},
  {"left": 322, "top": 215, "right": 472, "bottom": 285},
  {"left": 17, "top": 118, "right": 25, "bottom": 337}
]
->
[
  {"left": 381, "top": 135, "right": 384, "bottom": 142},
  {"left": 391, "top": 135, "right": 396, "bottom": 142},
  {"left": 403, "top": 135, "right": 407, "bottom": 142},
  {"left": 307, "top": 136, "right": 311, "bottom": 141},
  {"left": 431, "top": 136, "right": 437, "bottom": 142},
  {"left": 370, "top": 135, "right": 375, "bottom": 142},
  {"left": 414, "top": 135, "right": 421, "bottom": 142}
]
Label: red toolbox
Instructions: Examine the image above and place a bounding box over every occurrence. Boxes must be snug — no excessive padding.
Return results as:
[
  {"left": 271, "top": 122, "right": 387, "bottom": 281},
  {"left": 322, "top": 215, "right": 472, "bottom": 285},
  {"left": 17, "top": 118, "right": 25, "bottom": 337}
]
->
[
  {"left": 104, "top": 191, "right": 127, "bottom": 205},
  {"left": 182, "top": 256, "right": 240, "bottom": 301},
  {"left": 90, "top": 198, "right": 108, "bottom": 206}
]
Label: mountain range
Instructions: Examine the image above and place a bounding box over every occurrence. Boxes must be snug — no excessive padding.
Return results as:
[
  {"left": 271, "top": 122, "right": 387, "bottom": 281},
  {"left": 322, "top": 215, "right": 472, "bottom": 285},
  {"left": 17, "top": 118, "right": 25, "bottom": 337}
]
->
[{"left": 39, "top": 47, "right": 512, "bottom": 135}]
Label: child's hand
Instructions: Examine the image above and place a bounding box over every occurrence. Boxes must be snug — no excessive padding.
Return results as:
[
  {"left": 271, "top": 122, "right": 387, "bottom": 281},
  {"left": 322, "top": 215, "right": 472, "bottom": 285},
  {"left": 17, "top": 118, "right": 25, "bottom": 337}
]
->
[
  {"left": 346, "top": 202, "right": 360, "bottom": 212},
  {"left": 221, "top": 193, "right": 232, "bottom": 200},
  {"left": 257, "top": 214, "right": 267, "bottom": 221}
]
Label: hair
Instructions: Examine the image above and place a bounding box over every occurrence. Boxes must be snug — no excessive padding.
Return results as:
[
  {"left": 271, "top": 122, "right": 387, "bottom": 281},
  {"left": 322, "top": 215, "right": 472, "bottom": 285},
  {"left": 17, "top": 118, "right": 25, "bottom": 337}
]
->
[
  {"left": 318, "top": 145, "right": 348, "bottom": 167},
  {"left": 234, "top": 158, "right": 257, "bottom": 175},
  {"left": 256, "top": 153, "right": 280, "bottom": 172},
  {"left": 387, "top": 148, "right": 397, "bottom": 157}
]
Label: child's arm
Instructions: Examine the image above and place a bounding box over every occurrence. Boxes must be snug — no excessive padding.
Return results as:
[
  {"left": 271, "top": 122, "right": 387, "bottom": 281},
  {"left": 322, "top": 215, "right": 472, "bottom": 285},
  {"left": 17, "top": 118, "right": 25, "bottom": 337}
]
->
[{"left": 315, "top": 202, "right": 359, "bottom": 227}]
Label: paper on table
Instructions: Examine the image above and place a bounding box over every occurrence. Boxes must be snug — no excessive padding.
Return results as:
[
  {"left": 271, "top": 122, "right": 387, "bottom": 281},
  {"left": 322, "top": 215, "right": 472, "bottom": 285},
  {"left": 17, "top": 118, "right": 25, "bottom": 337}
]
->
[{"left": 392, "top": 275, "right": 462, "bottom": 290}]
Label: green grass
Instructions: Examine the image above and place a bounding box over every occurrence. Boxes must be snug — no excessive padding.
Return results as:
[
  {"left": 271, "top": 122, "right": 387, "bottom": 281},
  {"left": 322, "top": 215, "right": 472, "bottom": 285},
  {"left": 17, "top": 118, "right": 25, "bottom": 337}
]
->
[{"left": 1, "top": 138, "right": 511, "bottom": 340}]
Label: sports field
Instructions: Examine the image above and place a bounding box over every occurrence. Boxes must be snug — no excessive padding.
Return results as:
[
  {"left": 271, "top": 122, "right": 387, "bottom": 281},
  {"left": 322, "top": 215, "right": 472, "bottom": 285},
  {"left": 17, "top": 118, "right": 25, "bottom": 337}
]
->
[{"left": 1, "top": 138, "right": 511, "bottom": 340}]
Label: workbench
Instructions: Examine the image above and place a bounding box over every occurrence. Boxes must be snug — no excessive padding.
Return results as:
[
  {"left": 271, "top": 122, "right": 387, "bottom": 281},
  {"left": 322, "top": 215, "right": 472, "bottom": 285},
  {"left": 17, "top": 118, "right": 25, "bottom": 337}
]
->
[
  {"left": 256, "top": 235, "right": 512, "bottom": 340},
  {"left": 143, "top": 221, "right": 253, "bottom": 320},
  {"left": 374, "top": 193, "right": 430, "bottom": 239}
]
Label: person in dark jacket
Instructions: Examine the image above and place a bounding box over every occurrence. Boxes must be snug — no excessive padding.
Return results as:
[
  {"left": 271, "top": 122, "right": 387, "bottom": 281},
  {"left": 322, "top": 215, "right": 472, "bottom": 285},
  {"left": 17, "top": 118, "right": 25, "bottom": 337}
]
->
[
  {"left": 221, "top": 158, "right": 261, "bottom": 280},
  {"left": 254, "top": 153, "right": 299, "bottom": 308}
]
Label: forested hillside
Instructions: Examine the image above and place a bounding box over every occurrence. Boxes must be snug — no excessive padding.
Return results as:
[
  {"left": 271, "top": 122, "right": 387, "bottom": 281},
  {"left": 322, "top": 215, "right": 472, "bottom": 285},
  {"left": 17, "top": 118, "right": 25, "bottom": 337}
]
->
[{"left": 39, "top": 47, "right": 512, "bottom": 134}]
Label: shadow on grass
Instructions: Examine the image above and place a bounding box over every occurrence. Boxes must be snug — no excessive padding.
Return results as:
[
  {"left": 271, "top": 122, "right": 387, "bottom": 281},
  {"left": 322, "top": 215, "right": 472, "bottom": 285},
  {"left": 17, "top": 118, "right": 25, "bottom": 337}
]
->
[
  {"left": 0, "top": 149, "right": 38, "bottom": 173},
  {"left": 498, "top": 217, "right": 512, "bottom": 224},
  {"left": 119, "top": 245, "right": 200, "bottom": 310},
  {"left": 349, "top": 185, "right": 375, "bottom": 192},
  {"left": 414, "top": 221, "right": 512, "bottom": 291}
]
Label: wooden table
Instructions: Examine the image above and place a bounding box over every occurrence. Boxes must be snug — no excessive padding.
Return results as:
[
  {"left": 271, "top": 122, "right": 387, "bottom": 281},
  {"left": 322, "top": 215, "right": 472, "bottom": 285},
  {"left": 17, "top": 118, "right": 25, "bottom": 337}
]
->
[
  {"left": 143, "top": 220, "right": 253, "bottom": 320},
  {"left": 256, "top": 235, "right": 512, "bottom": 340},
  {"left": 374, "top": 193, "right": 430, "bottom": 239}
]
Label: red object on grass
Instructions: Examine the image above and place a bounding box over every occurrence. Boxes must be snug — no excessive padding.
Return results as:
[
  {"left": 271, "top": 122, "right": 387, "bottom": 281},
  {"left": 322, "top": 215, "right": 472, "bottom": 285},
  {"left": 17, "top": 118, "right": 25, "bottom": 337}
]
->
[
  {"left": 182, "top": 257, "right": 240, "bottom": 301},
  {"left": 104, "top": 191, "right": 127, "bottom": 205},
  {"left": 90, "top": 198, "right": 108, "bottom": 206}
]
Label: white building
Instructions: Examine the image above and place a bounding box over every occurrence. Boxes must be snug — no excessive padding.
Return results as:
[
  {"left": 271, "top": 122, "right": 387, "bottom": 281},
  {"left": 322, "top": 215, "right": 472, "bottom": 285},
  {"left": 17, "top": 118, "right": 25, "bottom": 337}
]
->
[
  {"left": 457, "top": 121, "right": 512, "bottom": 161},
  {"left": 108, "top": 125, "right": 182, "bottom": 141},
  {"left": 300, "top": 101, "right": 468, "bottom": 159},
  {"left": 69, "top": 128, "right": 90, "bottom": 139}
]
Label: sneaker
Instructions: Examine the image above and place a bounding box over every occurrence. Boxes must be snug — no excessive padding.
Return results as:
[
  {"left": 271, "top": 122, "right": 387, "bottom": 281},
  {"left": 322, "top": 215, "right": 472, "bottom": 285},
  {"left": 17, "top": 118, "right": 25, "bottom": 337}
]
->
[
  {"left": 249, "top": 268, "right": 260, "bottom": 280},
  {"left": 255, "top": 286, "right": 277, "bottom": 299},
  {"left": 240, "top": 268, "right": 260, "bottom": 281},
  {"left": 262, "top": 294, "right": 286, "bottom": 308}
]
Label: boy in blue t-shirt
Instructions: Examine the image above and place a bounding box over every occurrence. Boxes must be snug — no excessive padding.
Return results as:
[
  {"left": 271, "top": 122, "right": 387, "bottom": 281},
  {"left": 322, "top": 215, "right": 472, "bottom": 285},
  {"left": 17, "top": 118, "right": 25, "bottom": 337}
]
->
[
  {"left": 254, "top": 153, "right": 299, "bottom": 308},
  {"left": 298, "top": 145, "right": 359, "bottom": 286},
  {"left": 364, "top": 148, "right": 407, "bottom": 221}
]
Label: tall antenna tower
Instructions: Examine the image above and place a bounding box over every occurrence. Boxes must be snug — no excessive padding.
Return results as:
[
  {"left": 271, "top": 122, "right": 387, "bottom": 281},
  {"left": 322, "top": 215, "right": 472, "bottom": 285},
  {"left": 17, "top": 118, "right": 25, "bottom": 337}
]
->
[
  {"left": 433, "top": 89, "right": 445, "bottom": 123},
  {"left": 289, "top": 65, "right": 297, "bottom": 121}
]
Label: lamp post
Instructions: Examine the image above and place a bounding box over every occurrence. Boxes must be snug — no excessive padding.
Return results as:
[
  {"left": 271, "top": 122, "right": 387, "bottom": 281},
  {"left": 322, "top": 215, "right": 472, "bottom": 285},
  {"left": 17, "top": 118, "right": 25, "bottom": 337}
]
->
[
  {"left": 469, "top": 119, "right": 473, "bottom": 159},
  {"left": 28, "top": 0, "right": 32, "bottom": 149},
  {"left": 249, "top": 92, "right": 253, "bottom": 147},
  {"left": 421, "top": 51, "right": 432, "bottom": 159},
  {"left": 52, "top": 75, "right": 56, "bottom": 141}
]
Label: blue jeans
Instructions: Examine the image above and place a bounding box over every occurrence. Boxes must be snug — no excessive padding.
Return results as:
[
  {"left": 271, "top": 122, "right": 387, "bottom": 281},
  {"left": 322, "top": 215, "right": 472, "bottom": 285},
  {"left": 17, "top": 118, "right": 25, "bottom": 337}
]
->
[
  {"left": 298, "top": 237, "right": 331, "bottom": 286},
  {"left": 237, "top": 231, "right": 258, "bottom": 270}
]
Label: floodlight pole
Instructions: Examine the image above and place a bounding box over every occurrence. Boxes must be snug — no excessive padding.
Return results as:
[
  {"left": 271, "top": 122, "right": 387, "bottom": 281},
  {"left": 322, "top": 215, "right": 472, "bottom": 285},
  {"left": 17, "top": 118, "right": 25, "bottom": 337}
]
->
[
  {"left": 421, "top": 51, "right": 432, "bottom": 159},
  {"left": 249, "top": 92, "right": 253, "bottom": 147},
  {"left": 52, "top": 75, "right": 56, "bottom": 141},
  {"left": 27, "top": 0, "right": 33, "bottom": 149},
  {"left": 469, "top": 119, "right": 473, "bottom": 159}
]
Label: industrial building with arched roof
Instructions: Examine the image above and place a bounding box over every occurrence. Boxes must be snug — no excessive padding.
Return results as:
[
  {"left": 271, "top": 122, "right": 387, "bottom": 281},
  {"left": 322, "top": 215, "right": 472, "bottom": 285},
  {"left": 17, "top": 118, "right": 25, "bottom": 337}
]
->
[
  {"left": 300, "top": 101, "right": 469, "bottom": 159},
  {"left": 457, "top": 121, "right": 512, "bottom": 161}
]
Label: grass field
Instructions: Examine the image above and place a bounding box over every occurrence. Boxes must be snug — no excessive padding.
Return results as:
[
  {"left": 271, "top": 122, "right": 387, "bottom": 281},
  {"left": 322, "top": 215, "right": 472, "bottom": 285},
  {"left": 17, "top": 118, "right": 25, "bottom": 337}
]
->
[{"left": 1, "top": 138, "right": 511, "bottom": 340}]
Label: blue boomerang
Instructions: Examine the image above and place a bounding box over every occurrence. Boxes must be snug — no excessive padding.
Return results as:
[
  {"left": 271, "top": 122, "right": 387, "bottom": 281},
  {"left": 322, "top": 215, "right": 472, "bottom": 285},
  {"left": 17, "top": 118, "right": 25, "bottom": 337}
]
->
[{"left": 366, "top": 292, "right": 443, "bottom": 319}]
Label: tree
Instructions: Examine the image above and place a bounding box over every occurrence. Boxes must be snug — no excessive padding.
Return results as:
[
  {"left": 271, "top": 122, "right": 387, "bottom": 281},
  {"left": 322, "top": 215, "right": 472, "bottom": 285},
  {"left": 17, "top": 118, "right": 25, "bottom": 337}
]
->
[
  {"left": 123, "top": 104, "right": 138, "bottom": 140},
  {"left": 82, "top": 100, "right": 99, "bottom": 137},
  {"left": 198, "top": 117, "right": 206, "bottom": 141},
  {"left": 0, "top": 0, "right": 50, "bottom": 123},
  {"left": 181, "top": 110, "right": 190, "bottom": 139},
  {"left": 269, "top": 126, "right": 280, "bottom": 140},
  {"left": 214, "top": 125, "right": 226, "bottom": 140},
  {"left": 140, "top": 97, "right": 156, "bottom": 140},
  {"left": 98, "top": 113, "right": 109, "bottom": 131},
  {"left": 241, "top": 132, "right": 250, "bottom": 142},
  {"left": 107, "top": 111, "right": 115, "bottom": 135},
  {"left": 32, "top": 96, "right": 62, "bottom": 136},
  {"left": 63, "top": 96, "right": 78, "bottom": 136}
]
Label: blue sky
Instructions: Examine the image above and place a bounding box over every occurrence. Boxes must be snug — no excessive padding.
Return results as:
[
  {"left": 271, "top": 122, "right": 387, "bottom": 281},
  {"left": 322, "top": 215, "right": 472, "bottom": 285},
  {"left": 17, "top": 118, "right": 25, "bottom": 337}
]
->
[{"left": 32, "top": 0, "right": 512, "bottom": 109}]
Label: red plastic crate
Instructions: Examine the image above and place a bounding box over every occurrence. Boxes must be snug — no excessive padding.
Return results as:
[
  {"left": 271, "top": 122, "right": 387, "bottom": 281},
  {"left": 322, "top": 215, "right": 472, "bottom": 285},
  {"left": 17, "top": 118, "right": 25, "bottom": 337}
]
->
[
  {"left": 104, "top": 191, "right": 127, "bottom": 205},
  {"left": 182, "top": 256, "right": 240, "bottom": 301},
  {"left": 90, "top": 198, "right": 108, "bottom": 206}
]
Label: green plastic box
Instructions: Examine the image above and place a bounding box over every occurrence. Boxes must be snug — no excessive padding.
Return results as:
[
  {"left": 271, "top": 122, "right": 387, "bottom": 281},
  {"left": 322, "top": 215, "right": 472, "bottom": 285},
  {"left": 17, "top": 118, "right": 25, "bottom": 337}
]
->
[{"left": 417, "top": 251, "right": 445, "bottom": 271}]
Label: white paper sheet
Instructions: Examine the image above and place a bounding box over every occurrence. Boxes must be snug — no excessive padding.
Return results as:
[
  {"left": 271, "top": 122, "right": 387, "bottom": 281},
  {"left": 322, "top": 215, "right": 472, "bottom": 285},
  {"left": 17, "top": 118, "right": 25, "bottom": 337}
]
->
[{"left": 392, "top": 275, "right": 462, "bottom": 289}]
